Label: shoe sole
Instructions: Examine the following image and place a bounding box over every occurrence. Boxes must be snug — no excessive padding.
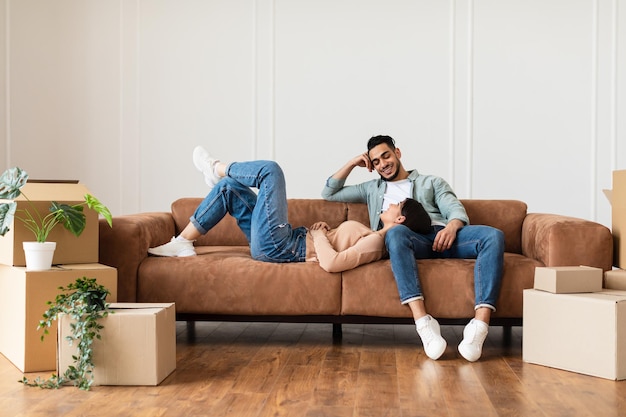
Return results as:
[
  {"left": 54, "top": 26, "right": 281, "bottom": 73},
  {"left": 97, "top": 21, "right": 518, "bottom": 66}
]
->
[{"left": 458, "top": 342, "right": 481, "bottom": 362}]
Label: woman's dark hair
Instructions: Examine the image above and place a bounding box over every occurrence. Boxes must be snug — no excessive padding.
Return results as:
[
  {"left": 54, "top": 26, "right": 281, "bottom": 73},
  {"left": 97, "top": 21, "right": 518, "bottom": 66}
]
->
[
  {"left": 367, "top": 135, "right": 396, "bottom": 152},
  {"left": 401, "top": 198, "right": 432, "bottom": 234}
]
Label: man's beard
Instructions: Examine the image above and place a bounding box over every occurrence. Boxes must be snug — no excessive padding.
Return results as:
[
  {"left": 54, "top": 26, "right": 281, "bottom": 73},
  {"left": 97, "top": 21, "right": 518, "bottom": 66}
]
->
[{"left": 379, "top": 165, "right": 399, "bottom": 181}]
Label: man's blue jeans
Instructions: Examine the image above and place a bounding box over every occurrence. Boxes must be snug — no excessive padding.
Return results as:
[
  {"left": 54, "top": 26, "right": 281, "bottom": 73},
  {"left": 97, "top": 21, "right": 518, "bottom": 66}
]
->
[
  {"left": 384, "top": 224, "right": 505, "bottom": 310},
  {"left": 189, "top": 160, "right": 307, "bottom": 263}
]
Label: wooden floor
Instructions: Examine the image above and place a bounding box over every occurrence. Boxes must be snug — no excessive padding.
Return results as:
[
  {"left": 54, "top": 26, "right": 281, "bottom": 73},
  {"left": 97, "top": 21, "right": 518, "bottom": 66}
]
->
[{"left": 2, "top": 321, "right": 626, "bottom": 417}]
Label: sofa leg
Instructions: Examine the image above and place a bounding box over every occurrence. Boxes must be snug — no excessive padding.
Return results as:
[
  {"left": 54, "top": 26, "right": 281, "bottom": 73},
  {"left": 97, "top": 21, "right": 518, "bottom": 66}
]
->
[
  {"left": 502, "top": 325, "right": 512, "bottom": 346},
  {"left": 186, "top": 320, "right": 196, "bottom": 341},
  {"left": 332, "top": 323, "right": 343, "bottom": 342}
]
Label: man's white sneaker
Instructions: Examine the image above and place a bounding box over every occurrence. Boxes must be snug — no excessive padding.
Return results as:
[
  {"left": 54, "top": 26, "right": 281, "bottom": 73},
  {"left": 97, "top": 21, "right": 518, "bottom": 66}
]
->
[
  {"left": 192, "top": 146, "right": 221, "bottom": 189},
  {"left": 415, "top": 315, "right": 447, "bottom": 360},
  {"left": 458, "top": 319, "right": 489, "bottom": 362},
  {"left": 148, "top": 237, "right": 196, "bottom": 257}
]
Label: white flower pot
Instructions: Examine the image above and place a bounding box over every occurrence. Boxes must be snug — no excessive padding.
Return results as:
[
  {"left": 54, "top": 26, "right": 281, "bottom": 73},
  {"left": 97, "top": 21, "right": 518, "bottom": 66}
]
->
[{"left": 23, "top": 241, "right": 57, "bottom": 271}]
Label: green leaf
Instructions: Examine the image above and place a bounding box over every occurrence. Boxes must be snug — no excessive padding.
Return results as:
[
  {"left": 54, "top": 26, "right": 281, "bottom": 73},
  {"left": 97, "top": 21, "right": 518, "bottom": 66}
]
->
[
  {"left": 0, "top": 167, "right": 28, "bottom": 199},
  {"left": 50, "top": 202, "right": 86, "bottom": 237},
  {"left": 85, "top": 194, "right": 112, "bottom": 227},
  {"left": 0, "top": 202, "right": 17, "bottom": 236}
]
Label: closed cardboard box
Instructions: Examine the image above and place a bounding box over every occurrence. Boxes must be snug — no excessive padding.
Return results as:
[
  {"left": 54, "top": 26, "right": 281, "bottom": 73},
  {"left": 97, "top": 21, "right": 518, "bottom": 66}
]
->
[
  {"left": 604, "top": 269, "right": 626, "bottom": 290},
  {"left": 0, "top": 182, "right": 99, "bottom": 266},
  {"left": 523, "top": 289, "right": 626, "bottom": 380},
  {"left": 58, "top": 303, "right": 176, "bottom": 386},
  {"left": 533, "top": 266, "right": 603, "bottom": 293},
  {"left": 0, "top": 264, "right": 117, "bottom": 372}
]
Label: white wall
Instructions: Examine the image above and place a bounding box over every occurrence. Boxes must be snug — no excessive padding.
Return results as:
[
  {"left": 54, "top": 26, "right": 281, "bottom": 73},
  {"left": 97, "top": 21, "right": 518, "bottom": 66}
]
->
[{"left": 1, "top": 0, "right": 625, "bottom": 229}]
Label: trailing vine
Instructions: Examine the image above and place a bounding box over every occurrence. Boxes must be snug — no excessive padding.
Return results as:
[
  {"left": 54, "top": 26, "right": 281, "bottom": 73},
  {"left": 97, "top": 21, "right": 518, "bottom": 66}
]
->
[{"left": 20, "top": 277, "right": 112, "bottom": 391}]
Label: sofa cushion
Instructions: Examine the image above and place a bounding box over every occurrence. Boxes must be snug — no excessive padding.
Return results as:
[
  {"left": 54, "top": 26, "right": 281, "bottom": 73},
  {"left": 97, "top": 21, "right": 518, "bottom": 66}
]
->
[{"left": 340, "top": 253, "right": 542, "bottom": 319}]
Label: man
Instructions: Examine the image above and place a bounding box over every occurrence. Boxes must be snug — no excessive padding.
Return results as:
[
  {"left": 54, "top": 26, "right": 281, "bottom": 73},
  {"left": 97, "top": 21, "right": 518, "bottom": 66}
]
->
[{"left": 322, "top": 135, "right": 504, "bottom": 361}]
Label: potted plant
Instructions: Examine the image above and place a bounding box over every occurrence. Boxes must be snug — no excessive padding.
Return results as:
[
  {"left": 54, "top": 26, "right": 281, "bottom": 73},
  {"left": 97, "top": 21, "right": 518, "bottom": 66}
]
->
[
  {"left": 20, "top": 277, "right": 112, "bottom": 390},
  {"left": 0, "top": 167, "right": 112, "bottom": 270}
]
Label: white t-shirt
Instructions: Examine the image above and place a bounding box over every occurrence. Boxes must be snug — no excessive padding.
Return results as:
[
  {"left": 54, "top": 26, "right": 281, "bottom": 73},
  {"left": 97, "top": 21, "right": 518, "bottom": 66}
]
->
[
  {"left": 382, "top": 179, "right": 412, "bottom": 212},
  {"left": 382, "top": 179, "right": 441, "bottom": 227}
]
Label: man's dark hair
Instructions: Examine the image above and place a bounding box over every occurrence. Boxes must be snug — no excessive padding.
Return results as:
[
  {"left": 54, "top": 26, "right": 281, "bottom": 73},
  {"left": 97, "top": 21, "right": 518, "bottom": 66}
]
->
[
  {"left": 401, "top": 198, "right": 432, "bottom": 234},
  {"left": 367, "top": 135, "right": 396, "bottom": 152}
]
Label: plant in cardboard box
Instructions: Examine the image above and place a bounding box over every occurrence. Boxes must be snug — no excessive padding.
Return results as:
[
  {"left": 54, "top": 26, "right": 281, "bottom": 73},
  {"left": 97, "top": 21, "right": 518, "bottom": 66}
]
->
[
  {"left": 0, "top": 167, "right": 112, "bottom": 270},
  {"left": 20, "top": 277, "right": 112, "bottom": 390}
]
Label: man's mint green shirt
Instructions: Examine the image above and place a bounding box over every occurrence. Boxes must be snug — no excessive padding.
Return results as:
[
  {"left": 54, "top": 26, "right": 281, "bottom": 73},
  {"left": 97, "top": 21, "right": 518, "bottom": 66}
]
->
[{"left": 321, "top": 170, "right": 469, "bottom": 231}]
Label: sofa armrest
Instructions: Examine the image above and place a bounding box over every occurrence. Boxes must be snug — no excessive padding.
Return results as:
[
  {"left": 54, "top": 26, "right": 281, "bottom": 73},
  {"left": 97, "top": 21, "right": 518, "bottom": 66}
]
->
[
  {"left": 522, "top": 213, "right": 613, "bottom": 271},
  {"left": 99, "top": 213, "right": 175, "bottom": 302}
]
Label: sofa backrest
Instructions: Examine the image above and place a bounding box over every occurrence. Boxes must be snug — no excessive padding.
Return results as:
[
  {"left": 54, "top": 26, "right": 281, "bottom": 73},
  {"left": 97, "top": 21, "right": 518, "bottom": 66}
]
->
[
  {"left": 171, "top": 198, "right": 527, "bottom": 253},
  {"left": 461, "top": 200, "right": 527, "bottom": 254}
]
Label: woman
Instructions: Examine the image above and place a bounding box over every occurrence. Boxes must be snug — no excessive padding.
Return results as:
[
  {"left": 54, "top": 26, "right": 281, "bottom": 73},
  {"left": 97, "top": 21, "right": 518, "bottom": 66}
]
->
[{"left": 148, "top": 146, "right": 431, "bottom": 272}]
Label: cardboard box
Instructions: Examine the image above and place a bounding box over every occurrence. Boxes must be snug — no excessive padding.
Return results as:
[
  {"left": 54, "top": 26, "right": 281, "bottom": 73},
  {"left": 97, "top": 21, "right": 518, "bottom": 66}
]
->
[
  {"left": 533, "top": 266, "right": 603, "bottom": 293},
  {"left": 613, "top": 170, "right": 626, "bottom": 268},
  {"left": 523, "top": 289, "right": 626, "bottom": 380},
  {"left": 0, "top": 182, "right": 99, "bottom": 267},
  {"left": 0, "top": 263, "right": 117, "bottom": 372},
  {"left": 58, "top": 303, "right": 176, "bottom": 386},
  {"left": 605, "top": 269, "right": 626, "bottom": 290}
]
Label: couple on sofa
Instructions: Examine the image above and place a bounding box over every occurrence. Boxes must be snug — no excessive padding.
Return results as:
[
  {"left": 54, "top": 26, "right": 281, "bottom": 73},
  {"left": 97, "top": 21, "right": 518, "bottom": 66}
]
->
[{"left": 148, "top": 135, "right": 505, "bottom": 362}]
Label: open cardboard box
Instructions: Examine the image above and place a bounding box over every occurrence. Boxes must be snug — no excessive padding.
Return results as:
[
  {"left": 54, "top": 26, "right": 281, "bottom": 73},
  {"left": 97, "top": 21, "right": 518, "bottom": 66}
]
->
[
  {"left": 0, "top": 263, "right": 117, "bottom": 372},
  {"left": 0, "top": 182, "right": 99, "bottom": 266},
  {"left": 604, "top": 170, "right": 626, "bottom": 269},
  {"left": 57, "top": 303, "right": 176, "bottom": 386}
]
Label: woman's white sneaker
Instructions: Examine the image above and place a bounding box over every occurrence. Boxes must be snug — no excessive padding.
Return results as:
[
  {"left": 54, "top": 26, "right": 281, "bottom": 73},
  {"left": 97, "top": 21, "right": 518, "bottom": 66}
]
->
[
  {"left": 148, "top": 237, "right": 196, "bottom": 257},
  {"left": 192, "top": 146, "right": 221, "bottom": 189}
]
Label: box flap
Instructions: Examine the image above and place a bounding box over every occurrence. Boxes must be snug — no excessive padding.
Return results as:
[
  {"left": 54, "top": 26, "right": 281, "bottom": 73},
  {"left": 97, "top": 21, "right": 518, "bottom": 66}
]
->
[
  {"left": 12, "top": 182, "right": 92, "bottom": 202},
  {"left": 57, "top": 264, "right": 117, "bottom": 271},
  {"left": 109, "top": 302, "right": 175, "bottom": 310}
]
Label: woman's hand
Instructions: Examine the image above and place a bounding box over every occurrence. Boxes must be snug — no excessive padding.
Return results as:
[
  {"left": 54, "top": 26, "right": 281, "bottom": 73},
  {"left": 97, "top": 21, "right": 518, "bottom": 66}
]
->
[{"left": 310, "top": 221, "right": 331, "bottom": 232}]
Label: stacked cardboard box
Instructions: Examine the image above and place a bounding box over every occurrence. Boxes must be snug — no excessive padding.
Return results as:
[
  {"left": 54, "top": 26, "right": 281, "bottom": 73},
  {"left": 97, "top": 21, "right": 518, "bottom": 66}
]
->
[
  {"left": 0, "top": 264, "right": 118, "bottom": 372},
  {"left": 0, "top": 182, "right": 118, "bottom": 372},
  {"left": 58, "top": 303, "right": 176, "bottom": 386},
  {"left": 612, "top": 170, "right": 626, "bottom": 269},
  {"left": 0, "top": 182, "right": 99, "bottom": 267},
  {"left": 523, "top": 265, "right": 626, "bottom": 380},
  {"left": 525, "top": 169, "right": 626, "bottom": 380},
  {"left": 605, "top": 268, "right": 626, "bottom": 290},
  {"left": 0, "top": 180, "right": 177, "bottom": 385}
]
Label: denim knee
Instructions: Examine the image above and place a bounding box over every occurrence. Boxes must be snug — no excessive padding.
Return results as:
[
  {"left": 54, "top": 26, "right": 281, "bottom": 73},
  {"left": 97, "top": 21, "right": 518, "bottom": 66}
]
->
[{"left": 385, "top": 225, "right": 412, "bottom": 251}]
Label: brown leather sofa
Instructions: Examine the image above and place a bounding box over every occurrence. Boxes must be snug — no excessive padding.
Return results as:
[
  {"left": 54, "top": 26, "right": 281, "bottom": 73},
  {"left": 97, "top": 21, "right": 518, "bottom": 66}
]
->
[{"left": 99, "top": 198, "right": 613, "bottom": 337}]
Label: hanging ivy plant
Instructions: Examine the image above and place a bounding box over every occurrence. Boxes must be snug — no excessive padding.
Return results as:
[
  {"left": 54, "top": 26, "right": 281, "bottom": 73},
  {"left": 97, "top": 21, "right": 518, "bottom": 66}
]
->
[{"left": 20, "top": 277, "right": 112, "bottom": 391}]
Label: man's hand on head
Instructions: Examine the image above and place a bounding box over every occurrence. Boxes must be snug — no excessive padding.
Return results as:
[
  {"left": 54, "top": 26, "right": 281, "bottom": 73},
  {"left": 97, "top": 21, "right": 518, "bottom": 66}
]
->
[{"left": 352, "top": 153, "right": 372, "bottom": 172}]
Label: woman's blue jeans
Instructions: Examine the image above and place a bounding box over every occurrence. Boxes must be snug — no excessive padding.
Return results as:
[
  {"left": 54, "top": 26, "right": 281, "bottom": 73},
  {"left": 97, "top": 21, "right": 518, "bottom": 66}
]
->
[
  {"left": 384, "top": 224, "right": 505, "bottom": 310},
  {"left": 189, "top": 160, "right": 307, "bottom": 263}
]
